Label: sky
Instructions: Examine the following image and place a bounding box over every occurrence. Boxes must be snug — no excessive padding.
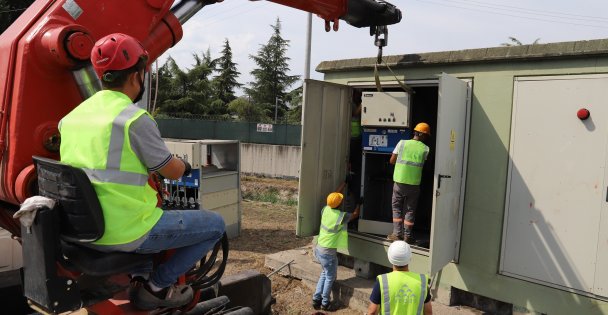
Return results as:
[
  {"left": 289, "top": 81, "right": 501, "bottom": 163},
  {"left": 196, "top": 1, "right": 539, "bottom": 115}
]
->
[{"left": 158, "top": 0, "right": 608, "bottom": 95}]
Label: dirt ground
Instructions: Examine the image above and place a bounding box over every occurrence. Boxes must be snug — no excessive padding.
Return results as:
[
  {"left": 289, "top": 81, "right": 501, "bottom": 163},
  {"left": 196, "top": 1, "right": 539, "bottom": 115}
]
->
[
  {"left": 224, "top": 177, "right": 482, "bottom": 315},
  {"left": 224, "top": 177, "right": 356, "bottom": 315}
]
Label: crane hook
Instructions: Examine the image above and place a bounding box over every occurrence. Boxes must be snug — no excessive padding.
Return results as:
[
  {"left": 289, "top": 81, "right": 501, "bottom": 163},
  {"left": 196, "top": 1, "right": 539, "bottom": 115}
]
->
[{"left": 373, "top": 25, "right": 388, "bottom": 64}]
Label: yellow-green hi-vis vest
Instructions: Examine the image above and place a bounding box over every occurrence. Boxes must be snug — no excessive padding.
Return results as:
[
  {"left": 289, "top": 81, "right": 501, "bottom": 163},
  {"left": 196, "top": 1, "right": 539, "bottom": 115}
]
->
[
  {"left": 393, "top": 140, "right": 429, "bottom": 185},
  {"left": 317, "top": 206, "right": 348, "bottom": 249},
  {"left": 59, "top": 90, "right": 162, "bottom": 245},
  {"left": 378, "top": 271, "right": 428, "bottom": 315},
  {"left": 351, "top": 118, "right": 361, "bottom": 138}
]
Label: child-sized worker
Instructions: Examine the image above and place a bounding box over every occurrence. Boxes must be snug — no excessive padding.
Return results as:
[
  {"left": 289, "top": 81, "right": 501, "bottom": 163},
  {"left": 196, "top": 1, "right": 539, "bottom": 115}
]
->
[{"left": 312, "top": 182, "right": 361, "bottom": 311}]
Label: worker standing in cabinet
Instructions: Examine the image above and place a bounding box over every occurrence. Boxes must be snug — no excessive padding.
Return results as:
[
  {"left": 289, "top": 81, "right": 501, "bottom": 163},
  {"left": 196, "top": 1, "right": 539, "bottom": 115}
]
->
[{"left": 387, "top": 123, "right": 431, "bottom": 244}]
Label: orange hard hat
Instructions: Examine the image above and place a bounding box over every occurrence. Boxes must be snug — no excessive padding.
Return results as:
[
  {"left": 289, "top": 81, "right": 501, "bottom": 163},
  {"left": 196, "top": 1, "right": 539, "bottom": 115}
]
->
[
  {"left": 327, "top": 192, "right": 344, "bottom": 208},
  {"left": 414, "top": 122, "right": 431, "bottom": 135}
]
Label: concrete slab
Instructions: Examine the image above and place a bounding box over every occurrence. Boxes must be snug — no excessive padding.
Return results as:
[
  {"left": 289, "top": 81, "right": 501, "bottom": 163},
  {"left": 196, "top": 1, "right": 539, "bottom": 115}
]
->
[{"left": 265, "top": 246, "right": 480, "bottom": 314}]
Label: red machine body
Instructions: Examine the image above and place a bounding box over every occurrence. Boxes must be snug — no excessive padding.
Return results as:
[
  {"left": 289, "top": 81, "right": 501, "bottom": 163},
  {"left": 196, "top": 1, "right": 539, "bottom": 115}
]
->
[
  {"left": 267, "top": 0, "right": 348, "bottom": 22},
  {"left": 0, "top": 0, "right": 181, "bottom": 207}
]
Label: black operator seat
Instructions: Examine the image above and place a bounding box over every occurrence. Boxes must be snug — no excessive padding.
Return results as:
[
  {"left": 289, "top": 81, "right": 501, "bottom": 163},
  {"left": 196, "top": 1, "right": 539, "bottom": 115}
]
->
[{"left": 33, "top": 156, "right": 151, "bottom": 276}]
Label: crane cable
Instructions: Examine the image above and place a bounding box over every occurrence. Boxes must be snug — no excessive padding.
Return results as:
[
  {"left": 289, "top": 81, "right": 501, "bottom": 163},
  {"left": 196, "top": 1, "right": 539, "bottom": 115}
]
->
[{"left": 372, "top": 25, "right": 414, "bottom": 94}]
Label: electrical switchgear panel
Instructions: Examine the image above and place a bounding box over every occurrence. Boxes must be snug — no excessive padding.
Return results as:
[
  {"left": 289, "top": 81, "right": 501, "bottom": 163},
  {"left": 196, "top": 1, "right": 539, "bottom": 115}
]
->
[
  {"left": 162, "top": 139, "right": 241, "bottom": 238},
  {"left": 362, "top": 128, "right": 412, "bottom": 153},
  {"left": 361, "top": 92, "right": 410, "bottom": 127}
]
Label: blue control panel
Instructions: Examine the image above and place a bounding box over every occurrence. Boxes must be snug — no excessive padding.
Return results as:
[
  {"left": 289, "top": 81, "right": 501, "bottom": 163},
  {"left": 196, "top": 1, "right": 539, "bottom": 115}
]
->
[
  {"left": 164, "top": 169, "right": 201, "bottom": 188},
  {"left": 362, "top": 128, "right": 412, "bottom": 153}
]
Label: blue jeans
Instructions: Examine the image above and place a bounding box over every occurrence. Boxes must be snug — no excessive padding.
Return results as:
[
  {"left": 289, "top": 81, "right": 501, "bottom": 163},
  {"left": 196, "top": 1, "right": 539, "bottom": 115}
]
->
[
  {"left": 133, "top": 210, "right": 225, "bottom": 288},
  {"left": 313, "top": 246, "right": 338, "bottom": 306}
]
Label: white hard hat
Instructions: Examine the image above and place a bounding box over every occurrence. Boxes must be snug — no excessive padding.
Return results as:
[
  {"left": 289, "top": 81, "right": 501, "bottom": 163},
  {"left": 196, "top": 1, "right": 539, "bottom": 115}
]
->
[{"left": 387, "top": 241, "right": 412, "bottom": 266}]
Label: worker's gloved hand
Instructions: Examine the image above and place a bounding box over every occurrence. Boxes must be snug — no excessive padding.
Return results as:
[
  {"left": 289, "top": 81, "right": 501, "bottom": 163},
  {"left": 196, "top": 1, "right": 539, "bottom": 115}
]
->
[
  {"left": 180, "top": 158, "right": 192, "bottom": 177},
  {"left": 358, "top": 197, "right": 364, "bottom": 205}
]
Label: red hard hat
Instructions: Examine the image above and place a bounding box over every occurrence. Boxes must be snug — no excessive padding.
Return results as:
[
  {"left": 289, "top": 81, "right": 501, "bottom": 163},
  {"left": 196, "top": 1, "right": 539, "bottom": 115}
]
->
[{"left": 90, "top": 33, "right": 149, "bottom": 80}]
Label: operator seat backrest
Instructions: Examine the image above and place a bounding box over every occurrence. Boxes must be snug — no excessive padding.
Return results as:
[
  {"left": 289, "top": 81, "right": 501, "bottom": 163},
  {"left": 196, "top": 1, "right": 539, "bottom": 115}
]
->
[{"left": 33, "top": 156, "right": 104, "bottom": 243}]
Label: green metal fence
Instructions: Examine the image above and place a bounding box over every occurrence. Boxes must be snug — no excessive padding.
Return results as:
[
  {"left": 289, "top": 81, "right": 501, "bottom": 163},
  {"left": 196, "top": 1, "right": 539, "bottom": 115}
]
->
[{"left": 157, "top": 118, "right": 302, "bottom": 146}]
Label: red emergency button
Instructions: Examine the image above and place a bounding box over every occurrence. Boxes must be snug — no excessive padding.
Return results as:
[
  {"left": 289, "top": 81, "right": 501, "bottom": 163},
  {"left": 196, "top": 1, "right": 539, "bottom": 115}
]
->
[{"left": 577, "top": 108, "right": 590, "bottom": 120}]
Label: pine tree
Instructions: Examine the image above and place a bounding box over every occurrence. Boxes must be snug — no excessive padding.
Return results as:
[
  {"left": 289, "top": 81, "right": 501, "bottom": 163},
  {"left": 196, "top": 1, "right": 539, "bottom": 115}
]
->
[
  {"left": 189, "top": 49, "right": 216, "bottom": 114},
  {"left": 213, "top": 39, "right": 241, "bottom": 107},
  {"left": 153, "top": 57, "right": 198, "bottom": 116},
  {"left": 285, "top": 85, "right": 303, "bottom": 124},
  {"left": 246, "top": 18, "right": 299, "bottom": 122},
  {"left": 154, "top": 50, "right": 218, "bottom": 116},
  {"left": 227, "top": 97, "right": 270, "bottom": 122}
]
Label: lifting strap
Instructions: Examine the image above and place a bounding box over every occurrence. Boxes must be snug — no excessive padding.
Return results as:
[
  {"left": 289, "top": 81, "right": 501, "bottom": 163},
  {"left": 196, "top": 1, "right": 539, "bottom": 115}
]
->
[{"left": 374, "top": 58, "right": 415, "bottom": 94}]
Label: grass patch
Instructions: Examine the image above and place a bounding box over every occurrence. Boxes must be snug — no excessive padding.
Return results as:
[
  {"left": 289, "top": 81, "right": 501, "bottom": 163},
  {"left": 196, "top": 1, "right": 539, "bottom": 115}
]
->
[
  {"left": 243, "top": 188, "right": 298, "bottom": 206},
  {"left": 255, "top": 192, "right": 280, "bottom": 203}
]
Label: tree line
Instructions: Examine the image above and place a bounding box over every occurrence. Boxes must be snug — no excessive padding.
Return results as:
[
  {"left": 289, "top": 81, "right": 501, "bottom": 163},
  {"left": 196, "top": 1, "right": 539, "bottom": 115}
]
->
[
  {"left": 1, "top": 5, "right": 302, "bottom": 124},
  {"left": 151, "top": 18, "right": 302, "bottom": 124}
]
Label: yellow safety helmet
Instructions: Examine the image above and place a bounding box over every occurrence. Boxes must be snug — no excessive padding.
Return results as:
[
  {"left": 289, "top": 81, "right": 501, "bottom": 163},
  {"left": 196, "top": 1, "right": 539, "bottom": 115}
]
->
[
  {"left": 414, "top": 122, "right": 431, "bottom": 135},
  {"left": 327, "top": 192, "right": 344, "bottom": 208}
]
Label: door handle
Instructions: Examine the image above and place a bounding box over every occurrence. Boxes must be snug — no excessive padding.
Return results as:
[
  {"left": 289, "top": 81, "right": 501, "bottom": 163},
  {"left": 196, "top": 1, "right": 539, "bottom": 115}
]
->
[{"left": 437, "top": 174, "right": 451, "bottom": 189}]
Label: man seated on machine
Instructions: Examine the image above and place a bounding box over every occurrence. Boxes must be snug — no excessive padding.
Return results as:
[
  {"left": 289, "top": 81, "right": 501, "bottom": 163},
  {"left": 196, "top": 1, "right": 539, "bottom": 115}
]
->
[{"left": 59, "top": 33, "right": 225, "bottom": 310}]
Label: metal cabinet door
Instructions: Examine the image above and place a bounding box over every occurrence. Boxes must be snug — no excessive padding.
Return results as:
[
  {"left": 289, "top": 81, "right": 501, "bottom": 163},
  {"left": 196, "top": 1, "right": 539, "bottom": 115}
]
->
[
  {"left": 429, "top": 73, "right": 470, "bottom": 275},
  {"left": 502, "top": 74, "right": 608, "bottom": 296},
  {"left": 297, "top": 79, "right": 352, "bottom": 237}
]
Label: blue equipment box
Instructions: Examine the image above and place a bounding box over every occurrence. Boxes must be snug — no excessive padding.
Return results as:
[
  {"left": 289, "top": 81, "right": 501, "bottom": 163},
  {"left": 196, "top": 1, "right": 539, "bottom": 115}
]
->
[
  {"left": 164, "top": 169, "right": 201, "bottom": 188},
  {"left": 362, "top": 128, "right": 412, "bottom": 153}
]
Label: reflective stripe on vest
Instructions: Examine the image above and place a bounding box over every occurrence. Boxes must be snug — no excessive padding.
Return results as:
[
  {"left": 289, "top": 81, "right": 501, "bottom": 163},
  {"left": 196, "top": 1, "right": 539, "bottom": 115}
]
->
[
  {"left": 416, "top": 274, "right": 427, "bottom": 315},
  {"left": 379, "top": 271, "right": 428, "bottom": 315},
  {"left": 85, "top": 105, "right": 148, "bottom": 186},
  {"left": 317, "top": 206, "right": 348, "bottom": 249},
  {"left": 106, "top": 105, "right": 142, "bottom": 170},
  {"left": 381, "top": 274, "right": 391, "bottom": 315},
  {"left": 393, "top": 140, "right": 429, "bottom": 185},
  {"left": 60, "top": 90, "right": 162, "bottom": 245},
  {"left": 320, "top": 208, "right": 347, "bottom": 233},
  {"left": 83, "top": 168, "right": 148, "bottom": 186}
]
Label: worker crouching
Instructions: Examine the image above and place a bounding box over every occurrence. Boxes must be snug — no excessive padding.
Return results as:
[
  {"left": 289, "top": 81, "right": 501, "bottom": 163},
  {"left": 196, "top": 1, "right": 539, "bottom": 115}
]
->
[
  {"left": 368, "top": 241, "right": 433, "bottom": 315},
  {"left": 312, "top": 189, "right": 361, "bottom": 311}
]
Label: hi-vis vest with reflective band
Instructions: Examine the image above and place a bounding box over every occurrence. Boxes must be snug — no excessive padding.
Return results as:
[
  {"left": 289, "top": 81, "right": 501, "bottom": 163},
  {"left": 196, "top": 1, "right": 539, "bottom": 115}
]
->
[
  {"left": 317, "top": 206, "right": 348, "bottom": 249},
  {"left": 393, "top": 140, "right": 429, "bottom": 185},
  {"left": 59, "top": 90, "right": 163, "bottom": 245},
  {"left": 378, "top": 271, "right": 428, "bottom": 315},
  {"left": 351, "top": 118, "right": 361, "bottom": 138}
]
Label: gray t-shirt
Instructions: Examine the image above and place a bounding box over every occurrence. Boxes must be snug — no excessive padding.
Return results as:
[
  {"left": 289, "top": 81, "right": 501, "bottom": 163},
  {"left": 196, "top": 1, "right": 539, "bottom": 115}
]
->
[
  {"left": 129, "top": 114, "right": 173, "bottom": 172},
  {"left": 85, "top": 114, "right": 172, "bottom": 252}
]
